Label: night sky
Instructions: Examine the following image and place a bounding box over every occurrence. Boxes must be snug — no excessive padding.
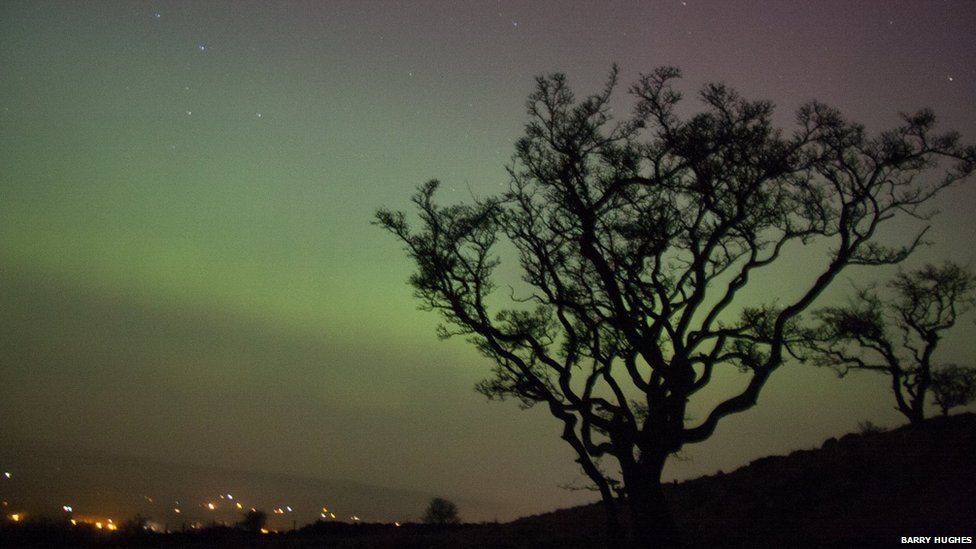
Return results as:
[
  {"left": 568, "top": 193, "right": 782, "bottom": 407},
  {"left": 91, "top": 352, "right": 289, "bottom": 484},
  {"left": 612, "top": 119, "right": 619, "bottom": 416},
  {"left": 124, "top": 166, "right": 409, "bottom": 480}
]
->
[{"left": 2, "top": 1, "right": 976, "bottom": 522}]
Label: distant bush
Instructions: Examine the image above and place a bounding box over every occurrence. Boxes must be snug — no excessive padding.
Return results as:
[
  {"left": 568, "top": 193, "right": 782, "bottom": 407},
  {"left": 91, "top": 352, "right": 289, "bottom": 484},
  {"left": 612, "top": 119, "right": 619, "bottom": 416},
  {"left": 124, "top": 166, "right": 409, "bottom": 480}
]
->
[
  {"left": 238, "top": 509, "right": 267, "bottom": 532},
  {"left": 423, "top": 498, "right": 460, "bottom": 525},
  {"left": 120, "top": 513, "right": 149, "bottom": 534},
  {"left": 857, "top": 420, "right": 886, "bottom": 435}
]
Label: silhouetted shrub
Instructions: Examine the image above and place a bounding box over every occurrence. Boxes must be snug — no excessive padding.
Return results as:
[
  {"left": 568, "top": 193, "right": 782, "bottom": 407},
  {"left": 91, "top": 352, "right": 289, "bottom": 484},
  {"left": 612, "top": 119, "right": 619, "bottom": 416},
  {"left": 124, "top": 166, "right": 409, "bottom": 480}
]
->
[
  {"left": 857, "top": 420, "right": 885, "bottom": 435},
  {"left": 238, "top": 509, "right": 267, "bottom": 532},
  {"left": 118, "top": 513, "right": 151, "bottom": 540},
  {"left": 423, "top": 497, "right": 460, "bottom": 525}
]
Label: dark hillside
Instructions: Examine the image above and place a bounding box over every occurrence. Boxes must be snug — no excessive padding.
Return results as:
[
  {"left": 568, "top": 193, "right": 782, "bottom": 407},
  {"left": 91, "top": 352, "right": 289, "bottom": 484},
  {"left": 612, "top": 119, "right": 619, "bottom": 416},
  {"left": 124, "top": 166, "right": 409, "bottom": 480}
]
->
[{"left": 503, "top": 412, "right": 975, "bottom": 547}]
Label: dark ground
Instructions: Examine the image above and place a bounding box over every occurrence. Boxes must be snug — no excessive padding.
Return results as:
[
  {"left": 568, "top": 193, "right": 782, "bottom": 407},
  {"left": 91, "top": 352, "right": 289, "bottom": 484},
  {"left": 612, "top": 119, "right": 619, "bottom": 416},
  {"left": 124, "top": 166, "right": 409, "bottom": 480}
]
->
[{"left": 2, "top": 413, "right": 974, "bottom": 547}]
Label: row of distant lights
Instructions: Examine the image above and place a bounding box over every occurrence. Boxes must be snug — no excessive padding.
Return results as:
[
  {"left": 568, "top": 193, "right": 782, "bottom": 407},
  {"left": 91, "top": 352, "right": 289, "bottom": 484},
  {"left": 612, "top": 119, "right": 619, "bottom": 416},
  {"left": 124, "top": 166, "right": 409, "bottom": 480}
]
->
[
  {"left": 76, "top": 518, "right": 118, "bottom": 531},
  {"left": 3, "top": 476, "right": 383, "bottom": 526},
  {"left": 7, "top": 512, "right": 117, "bottom": 531},
  {"left": 176, "top": 494, "right": 363, "bottom": 521},
  {"left": 8, "top": 513, "right": 396, "bottom": 529}
]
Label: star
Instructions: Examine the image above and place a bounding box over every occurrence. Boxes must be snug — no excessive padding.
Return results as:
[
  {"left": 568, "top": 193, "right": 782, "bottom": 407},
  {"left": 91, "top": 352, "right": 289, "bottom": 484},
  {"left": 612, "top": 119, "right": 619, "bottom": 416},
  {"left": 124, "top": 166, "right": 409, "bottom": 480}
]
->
[
  {"left": 947, "top": 75, "right": 954, "bottom": 82},
  {"left": 153, "top": 12, "right": 161, "bottom": 19},
  {"left": 186, "top": 110, "right": 192, "bottom": 116},
  {"left": 198, "top": 44, "right": 207, "bottom": 51},
  {"left": 256, "top": 113, "right": 263, "bottom": 118}
]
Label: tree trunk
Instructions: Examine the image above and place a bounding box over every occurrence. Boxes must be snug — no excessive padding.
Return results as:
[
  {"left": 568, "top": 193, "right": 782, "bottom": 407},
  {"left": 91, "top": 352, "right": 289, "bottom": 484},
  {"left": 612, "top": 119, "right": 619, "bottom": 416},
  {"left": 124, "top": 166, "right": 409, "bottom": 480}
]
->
[
  {"left": 600, "top": 496, "right": 625, "bottom": 549},
  {"left": 894, "top": 375, "right": 925, "bottom": 425},
  {"left": 628, "top": 479, "right": 680, "bottom": 547},
  {"left": 907, "top": 401, "right": 925, "bottom": 424},
  {"left": 622, "top": 456, "right": 681, "bottom": 547}
]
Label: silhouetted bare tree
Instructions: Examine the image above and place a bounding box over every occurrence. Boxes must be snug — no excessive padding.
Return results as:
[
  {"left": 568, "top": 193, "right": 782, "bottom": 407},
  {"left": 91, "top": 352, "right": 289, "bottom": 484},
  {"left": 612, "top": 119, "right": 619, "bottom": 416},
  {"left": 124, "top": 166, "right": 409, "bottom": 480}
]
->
[
  {"left": 376, "top": 65, "right": 975, "bottom": 546},
  {"left": 931, "top": 364, "right": 976, "bottom": 417},
  {"left": 809, "top": 262, "right": 976, "bottom": 424}
]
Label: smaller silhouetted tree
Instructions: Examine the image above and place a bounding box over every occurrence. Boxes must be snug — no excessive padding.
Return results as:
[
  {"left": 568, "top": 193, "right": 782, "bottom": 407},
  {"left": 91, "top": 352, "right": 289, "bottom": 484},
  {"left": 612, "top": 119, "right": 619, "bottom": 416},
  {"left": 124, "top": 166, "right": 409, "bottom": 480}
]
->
[
  {"left": 808, "top": 262, "right": 976, "bottom": 423},
  {"left": 930, "top": 364, "right": 976, "bottom": 417},
  {"left": 423, "top": 497, "right": 460, "bottom": 525},
  {"left": 238, "top": 509, "right": 267, "bottom": 533}
]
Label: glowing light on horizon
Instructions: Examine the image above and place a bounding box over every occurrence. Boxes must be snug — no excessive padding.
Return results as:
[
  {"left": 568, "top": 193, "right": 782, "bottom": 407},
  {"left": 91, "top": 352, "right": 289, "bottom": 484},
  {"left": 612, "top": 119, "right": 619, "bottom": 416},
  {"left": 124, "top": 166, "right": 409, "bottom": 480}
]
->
[
  {"left": 10, "top": 513, "right": 21, "bottom": 522},
  {"left": 62, "top": 505, "right": 73, "bottom": 513},
  {"left": 3, "top": 472, "right": 10, "bottom": 479}
]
